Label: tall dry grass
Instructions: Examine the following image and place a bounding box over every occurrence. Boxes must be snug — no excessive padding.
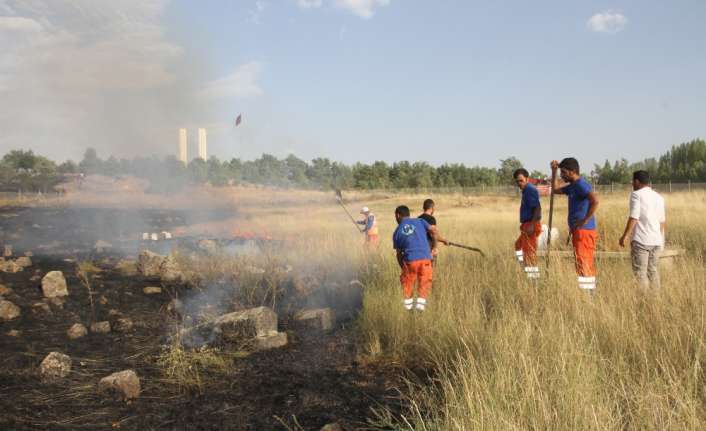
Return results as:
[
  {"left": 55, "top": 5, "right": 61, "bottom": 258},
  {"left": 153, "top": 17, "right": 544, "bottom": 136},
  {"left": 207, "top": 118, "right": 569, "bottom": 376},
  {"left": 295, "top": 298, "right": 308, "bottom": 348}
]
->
[{"left": 355, "top": 191, "right": 705, "bottom": 430}]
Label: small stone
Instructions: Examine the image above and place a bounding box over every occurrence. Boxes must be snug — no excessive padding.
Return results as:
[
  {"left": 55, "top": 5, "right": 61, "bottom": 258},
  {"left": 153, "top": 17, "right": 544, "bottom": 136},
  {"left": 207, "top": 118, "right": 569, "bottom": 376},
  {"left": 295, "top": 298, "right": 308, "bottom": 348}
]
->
[
  {"left": 42, "top": 271, "right": 69, "bottom": 298},
  {"left": 98, "top": 370, "right": 141, "bottom": 400},
  {"left": 0, "top": 285, "right": 12, "bottom": 296},
  {"left": 39, "top": 352, "right": 72, "bottom": 381},
  {"left": 108, "top": 309, "right": 123, "bottom": 318},
  {"left": 255, "top": 332, "right": 288, "bottom": 350},
  {"left": 321, "top": 424, "right": 344, "bottom": 431},
  {"left": 294, "top": 308, "right": 336, "bottom": 332},
  {"left": 99, "top": 295, "right": 108, "bottom": 305},
  {"left": 67, "top": 323, "right": 88, "bottom": 339},
  {"left": 150, "top": 233, "right": 159, "bottom": 241},
  {"left": 143, "top": 286, "right": 162, "bottom": 295},
  {"left": 6, "top": 329, "right": 20, "bottom": 337},
  {"left": 3, "top": 245, "right": 12, "bottom": 257},
  {"left": 0, "top": 260, "right": 22, "bottom": 273},
  {"left": 90, "top": 321, "right": 111, "bottom": 334},
  {"left": 113, "top": 318, "right": 133, "bottom": 332},
  {"left": 32, "top": 302, "right": 52, "bottom": 314},
  {"left": 0, "top": 300, "right": 21, "bottom": 321},
  {"left": 14, "top": 256, "right": 32, "bottom": 268}
]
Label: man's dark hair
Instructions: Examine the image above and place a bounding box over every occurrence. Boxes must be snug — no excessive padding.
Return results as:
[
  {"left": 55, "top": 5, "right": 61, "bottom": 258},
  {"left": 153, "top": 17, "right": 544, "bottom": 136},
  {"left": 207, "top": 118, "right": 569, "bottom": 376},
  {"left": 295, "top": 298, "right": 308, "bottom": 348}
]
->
[
  {"left": 395, "top": 205, "right": 410, "bottom": 218},
  {"left": 633, "top": 170, "right": 650, "bottom": 185},
  {"left": 513, "top": 168, "right": 530, "bottom": 179},
  {"left": 423, "top": 199, "right": 435, "bottom": 211},
  {"left": 558, "top": 157, "right": 580, "bottom": 174}
]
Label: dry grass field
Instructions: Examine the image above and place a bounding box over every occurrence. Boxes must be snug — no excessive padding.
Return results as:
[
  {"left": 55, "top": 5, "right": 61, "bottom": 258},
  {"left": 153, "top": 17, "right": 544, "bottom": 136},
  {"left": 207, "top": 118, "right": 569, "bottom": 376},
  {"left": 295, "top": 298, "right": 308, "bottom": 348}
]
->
[{"left": 3, "top": 181, "right": 704, "bottom": 429}]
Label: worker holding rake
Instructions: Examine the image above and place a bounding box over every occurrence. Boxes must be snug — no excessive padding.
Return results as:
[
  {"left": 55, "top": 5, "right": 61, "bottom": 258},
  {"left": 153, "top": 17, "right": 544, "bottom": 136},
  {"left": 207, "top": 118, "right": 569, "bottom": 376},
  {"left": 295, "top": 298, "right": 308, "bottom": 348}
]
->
[
  {"left": 550, "top": 158, "right": 600, "bottom": 291},
  {"left": 393, "top": 205, "right": 448, "bottom": 311},
  {"left": 357, "top": 206, "right": 379, "bottom": 248},
  {"left": 513, "top": 168, "right": 542, "bottom": 280}
]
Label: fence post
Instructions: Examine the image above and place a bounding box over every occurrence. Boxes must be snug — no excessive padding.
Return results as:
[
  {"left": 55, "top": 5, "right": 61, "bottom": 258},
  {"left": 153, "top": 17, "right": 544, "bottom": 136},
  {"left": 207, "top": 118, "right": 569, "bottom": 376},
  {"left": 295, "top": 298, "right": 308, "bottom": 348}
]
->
[
  {"left": 610, "top": 182, "right": 614, "bottom": 193},
  {"left": 688, "top": 180, "right": 691, "bottom": 192},
  {"left": 669, "top": 181, "right": 672, "bottom": 193}
]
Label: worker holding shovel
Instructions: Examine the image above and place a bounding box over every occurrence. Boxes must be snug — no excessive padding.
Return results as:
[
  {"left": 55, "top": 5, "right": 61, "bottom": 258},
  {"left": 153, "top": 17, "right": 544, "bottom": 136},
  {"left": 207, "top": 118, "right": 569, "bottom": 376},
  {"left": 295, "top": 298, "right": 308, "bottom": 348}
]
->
[
  {"left": 393, "top": 205, "right": 448, "bottom": 311},
  {"left": 357, "top": 206, "right": 379, "bottom": 248},
  {"left": 513, "top": 168, "right": 542, "bottom": 280}
]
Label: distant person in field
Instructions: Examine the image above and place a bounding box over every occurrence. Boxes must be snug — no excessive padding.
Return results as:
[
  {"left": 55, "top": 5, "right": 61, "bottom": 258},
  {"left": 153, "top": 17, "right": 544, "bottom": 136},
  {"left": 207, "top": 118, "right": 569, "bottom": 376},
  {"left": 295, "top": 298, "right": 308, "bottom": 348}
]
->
[
  {"left": 357, "top": 207, "right": 379, "bottom": 248},
  {"left": 417, "top": 199, "right": 438, "bottom": 264},
  {"left": 619, "top": 170, "right": 666, "bottom": 290},
  {"left": 393, "top": 205, "right": 448, "bottom": 311},
  {"left": 513, "top": 169, "right": 542, "bottom": 280},
  {"left": 550, "top": 158, "right": 600, "bottom": 291}
]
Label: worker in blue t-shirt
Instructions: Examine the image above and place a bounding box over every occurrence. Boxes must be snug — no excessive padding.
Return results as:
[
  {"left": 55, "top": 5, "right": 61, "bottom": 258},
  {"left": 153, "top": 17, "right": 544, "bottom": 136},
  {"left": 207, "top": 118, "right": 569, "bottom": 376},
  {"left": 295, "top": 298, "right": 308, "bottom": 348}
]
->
[
  {"left": 513, "top": 168, "right": 542, "bottom": 280},
  {"left": 393, "top": 205, "right": 448, "bottom": 311},
  {"left": 550, "top": 157, "right": 600, "bottom": 291}
]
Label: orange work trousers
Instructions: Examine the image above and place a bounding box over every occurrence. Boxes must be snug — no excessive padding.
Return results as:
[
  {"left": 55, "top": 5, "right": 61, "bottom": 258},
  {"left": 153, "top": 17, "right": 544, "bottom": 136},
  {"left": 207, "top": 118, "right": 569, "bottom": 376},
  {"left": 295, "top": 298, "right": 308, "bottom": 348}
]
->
[
  {"left": 572, "top": 229, "right": 598, "bottom": 276},
  {"left": 400, "top": 259, "right": 433, "bottom": 300},
  {"left": 514, "top": 221, "right": 542, "bottom": 266}
]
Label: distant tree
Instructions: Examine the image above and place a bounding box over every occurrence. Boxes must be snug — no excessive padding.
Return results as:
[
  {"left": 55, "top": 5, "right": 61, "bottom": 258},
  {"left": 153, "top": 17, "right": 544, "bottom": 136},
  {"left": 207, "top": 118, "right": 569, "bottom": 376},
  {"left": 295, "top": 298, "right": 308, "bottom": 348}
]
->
[
  {"left": 498, "top": 157, "right": 523, "bottom": 185},
  {"left": 79, "top": 148, "right": 102, "bottom": 174},
  {"left": 57, "top": 160, "right": 78, "bottom": 174}
]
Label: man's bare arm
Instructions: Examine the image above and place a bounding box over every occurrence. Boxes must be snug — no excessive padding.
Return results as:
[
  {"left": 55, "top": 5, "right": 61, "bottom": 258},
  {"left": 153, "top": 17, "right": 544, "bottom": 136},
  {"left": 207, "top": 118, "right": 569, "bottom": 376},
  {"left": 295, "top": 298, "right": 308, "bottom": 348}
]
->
[
  {"left": 429, "top": 225, "right": 449, "bottom": 245},
  {"left": 619, "top": 217, "right": 637, "bottom": 247}
]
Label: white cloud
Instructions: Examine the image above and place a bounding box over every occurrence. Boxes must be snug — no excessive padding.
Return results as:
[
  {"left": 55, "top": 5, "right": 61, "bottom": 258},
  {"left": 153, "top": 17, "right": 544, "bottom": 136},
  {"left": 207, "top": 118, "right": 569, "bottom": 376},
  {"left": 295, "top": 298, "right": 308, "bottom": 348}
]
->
[
  {"left": 199, "top": 62, "right": 264, "bottom": 100},
  {"left": 334, "top": 0, "right": 389, "bottom": 19},
  {"left": 0, "top": 15, "right": 43, "bottom": 32},
  {"left": 297, "top": 0, "right": 323, "bottom": 8},
  {"left": 587, "top": 11, "right": 627, "bottom": 34}
]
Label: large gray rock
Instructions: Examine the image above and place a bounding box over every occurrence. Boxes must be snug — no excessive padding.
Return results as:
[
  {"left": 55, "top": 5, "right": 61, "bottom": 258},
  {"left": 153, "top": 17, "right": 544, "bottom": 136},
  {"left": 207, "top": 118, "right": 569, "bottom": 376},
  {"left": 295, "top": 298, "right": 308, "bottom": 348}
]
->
[
  {"left": 214, "top": 306, "right": 278, "bottom": 338},
  {"left": 0, "top": 260, "right": 22, "bottom": 273},
  {"left": 255, "top": 332, "right": 288, "bottom": 350},
  {"left": 0, "top": 300, "right": 20, "bottom": 321},
  {"left": 98, "top": 370, "right": 141, "bottom": 400},
  {"left": 294, "top": 308, "right": 335, "bottom": 332},
  {"left": 40, "top": 352, "right": 72, "bottom": 381},
  {"left": 159, "top": 255, "right": 182, "bottom": 282},
  {"left": 67, "top": 323, "right": 88, "bottom": 339},
  {"left": 42, "top": 271, "right": 68, "bottom": 298}
]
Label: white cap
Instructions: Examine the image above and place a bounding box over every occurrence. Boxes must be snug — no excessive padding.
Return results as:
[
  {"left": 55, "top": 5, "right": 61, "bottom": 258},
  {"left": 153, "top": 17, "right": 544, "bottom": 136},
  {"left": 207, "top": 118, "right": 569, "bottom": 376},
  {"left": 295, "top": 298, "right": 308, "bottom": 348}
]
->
[{"left": 360, "top": 206, "right": 370, "bottom": 214}]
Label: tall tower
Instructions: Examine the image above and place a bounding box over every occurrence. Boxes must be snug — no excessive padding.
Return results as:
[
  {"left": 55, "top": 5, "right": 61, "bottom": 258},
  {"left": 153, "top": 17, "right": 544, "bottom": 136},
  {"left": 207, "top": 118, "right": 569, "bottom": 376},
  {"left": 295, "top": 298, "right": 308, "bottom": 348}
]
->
[
  {"left": 197, "top": 128, "right": 207, "bottom": 160},
  {"left": 178, "top": 128, "right": 188, "bottom": 164}
]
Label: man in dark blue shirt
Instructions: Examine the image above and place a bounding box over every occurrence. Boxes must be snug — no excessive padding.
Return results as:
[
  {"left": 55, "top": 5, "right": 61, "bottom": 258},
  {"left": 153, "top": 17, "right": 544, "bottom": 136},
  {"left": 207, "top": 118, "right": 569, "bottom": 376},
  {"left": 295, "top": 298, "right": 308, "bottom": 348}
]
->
[
  {"left": 513, "top": 168, "right": 542, "bottom": 280},
  {"left": 550, "top": 158, "right": 600, "bottom": 291},
  {"left": 393, "top": 205, "right": 447, "bottom": 311}
]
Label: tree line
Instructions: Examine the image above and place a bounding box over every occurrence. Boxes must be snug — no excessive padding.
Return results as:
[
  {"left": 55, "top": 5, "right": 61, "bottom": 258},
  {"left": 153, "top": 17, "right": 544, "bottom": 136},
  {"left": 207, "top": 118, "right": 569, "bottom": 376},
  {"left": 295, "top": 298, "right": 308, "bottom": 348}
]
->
[{"left": 1, "top": 138, "right": 704, "bottom": 192}]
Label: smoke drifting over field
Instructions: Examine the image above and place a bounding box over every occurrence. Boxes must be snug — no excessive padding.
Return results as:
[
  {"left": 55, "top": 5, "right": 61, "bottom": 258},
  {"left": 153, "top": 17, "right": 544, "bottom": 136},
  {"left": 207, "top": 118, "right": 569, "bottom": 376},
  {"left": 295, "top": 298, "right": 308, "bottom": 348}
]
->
[{"left": 0, "top": 0, "right": 214, "bottom": 161}]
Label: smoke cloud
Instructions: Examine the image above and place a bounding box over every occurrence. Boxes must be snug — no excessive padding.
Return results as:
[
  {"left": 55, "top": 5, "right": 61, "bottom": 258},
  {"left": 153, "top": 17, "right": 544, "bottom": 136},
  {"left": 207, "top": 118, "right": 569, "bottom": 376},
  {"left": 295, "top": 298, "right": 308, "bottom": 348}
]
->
[{"left": 0, "top": 0, "right": 214, "bottom": 162}]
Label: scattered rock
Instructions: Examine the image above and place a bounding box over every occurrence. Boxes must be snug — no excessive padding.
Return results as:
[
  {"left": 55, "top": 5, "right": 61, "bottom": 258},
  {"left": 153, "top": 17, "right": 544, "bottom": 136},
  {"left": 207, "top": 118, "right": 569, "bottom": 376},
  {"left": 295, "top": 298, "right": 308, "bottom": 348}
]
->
[
  {"left": 6, "top": 329, "right": 20, "bottom": 337},
  {"left": 0, "top": 300, "right": 21, "bottom": 321},
  {"left": 98, "top": 370, "right": 141, "bottom": 400},
  {"left": 0, "top": 284, "right": 12, "bottom": 296},
  {"left": 108, "top": 309, "right": 123, "bottom": 318},
  {"left": 3, "top": 245, "right": 12, "bottom": 257},
  {"left": 94, "top": 240, "right": 112, "bottom": 253},
  {"left": 159, "top": 255, "right": 182, "bottom": 282},
  {"left": 215, "top": 306, "right": 278, "bottom": 338},
  {"left": 0, "top": 260, "right": 23, "bottom": 273},
  {"left": 99, "top": 295, "right": 109, "bottom": 305},
  {"left": 294, "top": 308, "right": 336, "bottom": 332},
  {"left": 321, "top": 423, "right": 344, "bottom": 431},
  {"left": 143, "top": 286, "right": 162, "bottom": 295},
  {"left": 255, "top": 332, "right": 288, "bottom": 350},
  {"left": 150, "top": 233, "right": 159, "bottom": 241},
  {"left": 67, "top": 323, "right": 88, "bottom": 339},
  {"left": 90, "top": 321, "right": 111, "bottom": 334},
  {"left": 137, "top": 250, "right": 164, "bottom": 277},
  {"left": 32, "top": 302, "right": 52, "bottom": 314},
  {"left": 42, "top": 271, "right": 68, "bottom": 298},
  {"left": 39, "top": 352, "right": 72, "bottom": 381},
  {"left": 14, "top": 256, "right": 32, "bottom": 268},
  {"left": 113, "top": 317, "right": 133, "bottom": 333}
]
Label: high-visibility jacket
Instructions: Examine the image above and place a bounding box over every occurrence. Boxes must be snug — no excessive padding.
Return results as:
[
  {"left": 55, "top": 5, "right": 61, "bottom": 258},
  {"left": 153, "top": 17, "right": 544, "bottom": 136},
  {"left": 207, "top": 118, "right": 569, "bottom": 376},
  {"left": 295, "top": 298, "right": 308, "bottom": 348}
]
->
[{"left": 358, "top": 213, "right": 378, "bottom": 236}]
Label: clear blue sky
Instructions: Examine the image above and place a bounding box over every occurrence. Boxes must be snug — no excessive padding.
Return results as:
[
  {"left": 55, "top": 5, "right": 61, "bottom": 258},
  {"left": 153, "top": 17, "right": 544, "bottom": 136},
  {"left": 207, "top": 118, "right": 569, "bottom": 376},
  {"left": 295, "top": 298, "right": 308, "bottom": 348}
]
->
[{"left": 2, "top": 1, "right": 705, "bottom": 172}]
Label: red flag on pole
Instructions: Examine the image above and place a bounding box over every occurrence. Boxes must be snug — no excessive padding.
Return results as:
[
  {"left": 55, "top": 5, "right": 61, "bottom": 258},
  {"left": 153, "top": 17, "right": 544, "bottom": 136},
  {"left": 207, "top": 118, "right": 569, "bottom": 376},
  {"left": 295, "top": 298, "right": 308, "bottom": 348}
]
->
[{"left": 235, "top": 114, "right": 242, "bottom": 127}]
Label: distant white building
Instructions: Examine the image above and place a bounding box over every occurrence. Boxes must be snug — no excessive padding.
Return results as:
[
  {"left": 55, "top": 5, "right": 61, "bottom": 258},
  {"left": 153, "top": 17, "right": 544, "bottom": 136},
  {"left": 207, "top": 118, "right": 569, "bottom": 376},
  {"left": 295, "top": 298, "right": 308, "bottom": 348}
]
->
[
  {"left": 198, "top": 128, "right": 207, "bottom": 160},
  {"left": 178, "top": 128, "right": 188, "bottom": 164}
]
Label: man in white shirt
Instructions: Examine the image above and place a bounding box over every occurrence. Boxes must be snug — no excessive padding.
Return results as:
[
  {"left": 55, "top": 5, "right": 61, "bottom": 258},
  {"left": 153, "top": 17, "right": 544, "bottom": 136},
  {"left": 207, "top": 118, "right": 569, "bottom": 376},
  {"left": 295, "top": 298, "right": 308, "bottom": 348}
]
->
[{"left": 619, "top": 170, "right": 666, "bottom": 290}]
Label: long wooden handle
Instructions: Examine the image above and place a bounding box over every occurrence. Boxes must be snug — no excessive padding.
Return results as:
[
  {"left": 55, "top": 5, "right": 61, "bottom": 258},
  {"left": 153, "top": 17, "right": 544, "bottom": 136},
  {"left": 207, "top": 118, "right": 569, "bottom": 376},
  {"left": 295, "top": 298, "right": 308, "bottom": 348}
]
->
[
  {"left": 448, "top": 242, "right": 485, "bottom": 257},
  {"left": 546, "top": 170, "right": 557, "bottom": 267}
]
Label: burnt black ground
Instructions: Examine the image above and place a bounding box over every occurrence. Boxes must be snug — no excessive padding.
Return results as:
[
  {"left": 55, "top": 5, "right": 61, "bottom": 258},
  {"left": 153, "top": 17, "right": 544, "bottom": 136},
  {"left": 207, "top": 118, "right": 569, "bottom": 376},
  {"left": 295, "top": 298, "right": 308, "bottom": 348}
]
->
[{"left": 0, "top": 207, "right": 402, "bottom": 430}]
